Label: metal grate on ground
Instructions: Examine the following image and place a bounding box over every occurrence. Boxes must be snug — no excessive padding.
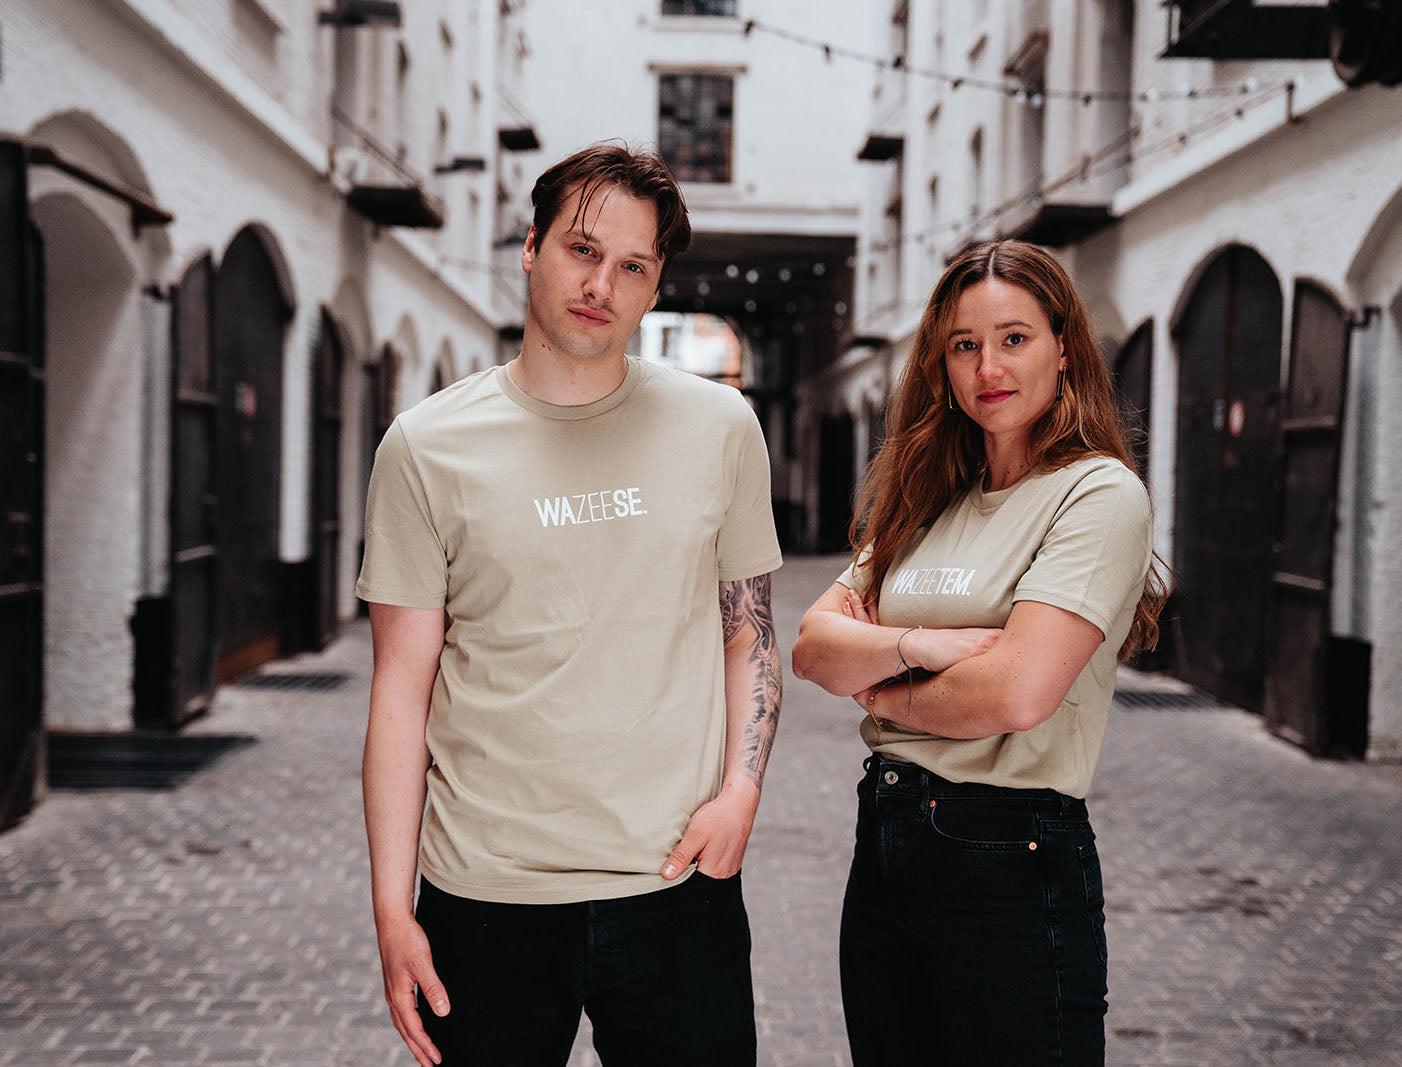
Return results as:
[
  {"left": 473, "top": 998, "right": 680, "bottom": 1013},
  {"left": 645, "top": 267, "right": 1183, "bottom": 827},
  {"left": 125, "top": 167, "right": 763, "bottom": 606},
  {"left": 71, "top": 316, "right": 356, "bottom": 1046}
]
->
[
  {"left": 47, "top": 733, "right": 256, "bottom": 790},
  {"left": 227, "top": 671, "right": 351, "bottom": 692},
  {"left": 1113, "top": 689, "right": 1218, "bottom": 710}
]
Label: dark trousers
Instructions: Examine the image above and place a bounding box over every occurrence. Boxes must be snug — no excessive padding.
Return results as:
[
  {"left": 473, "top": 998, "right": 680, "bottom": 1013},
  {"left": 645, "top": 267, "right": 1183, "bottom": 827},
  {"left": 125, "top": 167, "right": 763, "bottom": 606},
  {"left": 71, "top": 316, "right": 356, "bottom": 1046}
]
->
[
  {"left": 415, "top": 871, "right": 756, "bottom": 1066},
  {"left": 840, "top": 756, "right": 1109, "bottom": 1066}
]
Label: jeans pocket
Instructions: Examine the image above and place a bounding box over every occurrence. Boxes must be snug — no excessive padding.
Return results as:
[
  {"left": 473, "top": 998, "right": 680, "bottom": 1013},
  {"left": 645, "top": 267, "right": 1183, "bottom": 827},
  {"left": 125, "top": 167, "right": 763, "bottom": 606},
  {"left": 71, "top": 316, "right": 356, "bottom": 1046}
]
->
[
  {"left": 928, "top": 798, "right": 1041, "bottom": 852},
  {"left": 1077, "top": 841, "right": 1109, "bottom": 965}
]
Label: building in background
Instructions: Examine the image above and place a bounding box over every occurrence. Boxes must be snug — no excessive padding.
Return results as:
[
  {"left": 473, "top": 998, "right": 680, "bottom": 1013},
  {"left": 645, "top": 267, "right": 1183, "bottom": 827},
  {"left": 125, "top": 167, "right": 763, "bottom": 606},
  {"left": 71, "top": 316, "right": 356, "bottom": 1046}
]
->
[
  {"left": 8, "top": 0, "right": 1397, "bottom": 831},
  {"left": 812, "top": 0, "right": 1402, "bottom": 761},
  {"left": 0, "top": 0, "right": 536, "bottom": 828},
  {"left": 633, "top": 311, "right": 744, "bottom": 387},
  {"left": 513, "top": 0, "right": 878, "bottom": 549}
]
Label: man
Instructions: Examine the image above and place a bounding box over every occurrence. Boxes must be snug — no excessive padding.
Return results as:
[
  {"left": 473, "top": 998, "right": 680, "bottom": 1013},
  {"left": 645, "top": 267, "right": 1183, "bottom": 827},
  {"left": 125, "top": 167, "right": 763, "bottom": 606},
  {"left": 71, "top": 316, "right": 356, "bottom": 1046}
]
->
[{"left": 357, "top": 143, "right": 783, "bottom": 1067}]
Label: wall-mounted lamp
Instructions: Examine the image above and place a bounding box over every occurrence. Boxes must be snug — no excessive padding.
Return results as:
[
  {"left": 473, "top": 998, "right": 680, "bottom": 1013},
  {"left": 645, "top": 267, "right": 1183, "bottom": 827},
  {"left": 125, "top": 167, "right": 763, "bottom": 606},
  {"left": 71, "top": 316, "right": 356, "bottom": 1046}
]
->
[
  {"left": 433, "top": 156, "right": 487, "bottom": 174},
  {"left": 318, "top": 1, "right": 402, "bottom": 28}
]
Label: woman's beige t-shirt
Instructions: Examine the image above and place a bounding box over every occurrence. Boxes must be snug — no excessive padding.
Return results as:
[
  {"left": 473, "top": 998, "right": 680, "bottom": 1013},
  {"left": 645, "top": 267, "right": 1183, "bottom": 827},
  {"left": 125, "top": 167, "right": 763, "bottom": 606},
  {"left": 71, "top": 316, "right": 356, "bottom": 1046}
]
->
[
  {"left": 357, "top": 358, "right": 782, "bottom": 904},
  {"left": 838, "top": 456, "right": 1152, "bottom": 798}
]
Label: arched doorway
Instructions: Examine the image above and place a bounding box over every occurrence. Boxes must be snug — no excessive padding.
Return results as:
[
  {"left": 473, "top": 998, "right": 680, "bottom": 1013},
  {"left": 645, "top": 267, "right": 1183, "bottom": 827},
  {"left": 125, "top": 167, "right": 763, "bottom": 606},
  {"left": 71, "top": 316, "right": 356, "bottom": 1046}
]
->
[
  {"left": 357, "top": 342, "right": 398, "bottom": 617},
  {"left": 1172, "top": 245, "right": 1283, "bottom": 711},
  {"left": 1114, "top": 320, "right": 1153, "bottom": 480},
  {"left": 431, "top": 339, "right": 456, "bottom": 394},
  {"left": 214, "top": 226, "right": 293, "bottom": 680},
  {"left": 311, "top": 309, "right": 347, "bottom": 650},
  {"left": 817, "top": 411, "right": 856, "bottom": 553}
]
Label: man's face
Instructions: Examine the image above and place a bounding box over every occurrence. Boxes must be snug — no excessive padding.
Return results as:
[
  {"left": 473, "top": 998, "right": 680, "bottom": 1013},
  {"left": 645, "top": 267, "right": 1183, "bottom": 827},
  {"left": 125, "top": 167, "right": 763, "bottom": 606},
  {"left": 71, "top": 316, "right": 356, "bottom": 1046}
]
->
[{"left": 522, "top": 184, "right": 662, "bottom": 364}]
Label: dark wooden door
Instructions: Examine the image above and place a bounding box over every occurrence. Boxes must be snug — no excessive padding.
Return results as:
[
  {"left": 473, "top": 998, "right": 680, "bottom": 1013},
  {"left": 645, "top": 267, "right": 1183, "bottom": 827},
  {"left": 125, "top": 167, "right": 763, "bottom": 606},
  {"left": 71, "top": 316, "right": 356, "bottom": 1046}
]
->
[
  {"left": 1173, "top": 247, "right": 1283, "bottom": 711},
  {"left": 865, "top": 397, "right": 887, "bottom": 472},
  {"left": 1264, "top": 282, "right": 1350, "bottom": 752},
  {"left": 357, "top": 346, "right": 395, "bottom": 618},
  {"left": 817, "top": 413, "right": 856, "bottom": 553},
  {"left": 0, "top": 142, "right": 44, "bottom": 829},
  {"left": 214, "top": 229, "right": 288, "bottom": 680},
  {"left": 312, "top": 311, "right": 344, "bottom": 650},
  {"left": 165, "top": 254, "right": 220, "bottom": 726}
]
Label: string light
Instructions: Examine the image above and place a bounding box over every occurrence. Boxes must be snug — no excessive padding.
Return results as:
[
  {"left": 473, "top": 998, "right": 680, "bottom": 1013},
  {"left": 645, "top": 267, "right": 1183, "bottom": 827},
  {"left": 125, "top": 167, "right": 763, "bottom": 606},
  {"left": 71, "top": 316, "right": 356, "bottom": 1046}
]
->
[
  {"left": 862, "top": 79, "right": 1291, "bottom": 256},
  {"left": 741, "top": 17, "right": 1291, "bottom": 104},
  {"left": 437, "top": 254, "right": 521, "bottom": 280}
]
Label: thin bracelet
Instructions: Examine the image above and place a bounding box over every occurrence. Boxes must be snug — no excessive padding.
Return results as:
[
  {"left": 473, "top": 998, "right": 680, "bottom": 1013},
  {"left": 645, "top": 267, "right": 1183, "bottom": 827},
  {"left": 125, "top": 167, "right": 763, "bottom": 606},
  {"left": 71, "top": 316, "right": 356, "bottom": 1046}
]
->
[
  {"left": 897, "top": 626, "right": 922, "bottom": 718},
  {"left": 896, "top": 626, "right": 922, "bottom": 673},
  {"left": 866, "top": 677, "right": 897, "bottom": 728}
]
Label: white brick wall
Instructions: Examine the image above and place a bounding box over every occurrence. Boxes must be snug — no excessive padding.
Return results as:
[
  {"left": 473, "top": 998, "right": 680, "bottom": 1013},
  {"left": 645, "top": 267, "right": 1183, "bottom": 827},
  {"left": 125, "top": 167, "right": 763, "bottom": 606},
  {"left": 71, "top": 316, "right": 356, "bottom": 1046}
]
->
[{"left": 3, "top": 0, "right": 516, "bottom": 729}]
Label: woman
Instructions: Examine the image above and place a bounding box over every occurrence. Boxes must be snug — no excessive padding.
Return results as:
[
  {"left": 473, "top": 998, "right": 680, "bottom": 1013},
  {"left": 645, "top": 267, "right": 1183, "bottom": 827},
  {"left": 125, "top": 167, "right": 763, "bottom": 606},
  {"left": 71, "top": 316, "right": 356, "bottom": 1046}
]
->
[{"left": 792, "top": 239, "right": 1167, "bottom": 1065}]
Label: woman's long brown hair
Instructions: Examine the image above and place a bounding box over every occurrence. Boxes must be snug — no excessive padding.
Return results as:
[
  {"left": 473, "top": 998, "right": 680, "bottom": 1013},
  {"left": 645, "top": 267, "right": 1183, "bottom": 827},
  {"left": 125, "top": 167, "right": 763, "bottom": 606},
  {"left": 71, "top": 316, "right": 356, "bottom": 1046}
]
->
[{"left": 851, "top": 239, "right": 1169, "bottom": 659}]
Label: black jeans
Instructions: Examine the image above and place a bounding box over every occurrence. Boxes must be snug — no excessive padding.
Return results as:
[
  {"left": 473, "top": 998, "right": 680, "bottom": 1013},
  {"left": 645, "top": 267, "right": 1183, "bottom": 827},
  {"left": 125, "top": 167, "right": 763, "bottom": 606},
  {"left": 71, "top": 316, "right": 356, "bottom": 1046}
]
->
[
  {"left": 840, "top": 756, "right": 1109, "bottom": 1066},
  {"left": 414, "top": 871, "right": 756, "bottom": 1066}
]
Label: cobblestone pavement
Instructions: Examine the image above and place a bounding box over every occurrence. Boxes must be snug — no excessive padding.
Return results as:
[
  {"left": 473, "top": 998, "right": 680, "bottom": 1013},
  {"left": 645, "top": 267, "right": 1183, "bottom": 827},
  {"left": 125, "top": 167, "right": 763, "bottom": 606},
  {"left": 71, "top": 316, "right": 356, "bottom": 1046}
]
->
[{"left": 2, "top": 555, "right": 1400, "bottom": 1065}]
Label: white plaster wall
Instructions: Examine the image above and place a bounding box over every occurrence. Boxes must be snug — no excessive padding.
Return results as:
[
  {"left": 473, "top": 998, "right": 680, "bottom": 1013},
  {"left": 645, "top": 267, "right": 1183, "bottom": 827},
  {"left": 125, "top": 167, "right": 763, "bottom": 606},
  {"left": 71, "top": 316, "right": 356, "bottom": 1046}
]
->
[
  {"left": 1345, "top": 192, "right": 1402, "bottom": 762},
  {"left": 33, "top": 192, "right": 143, "bottom": 732},
  {"left": 517, "top": 0, "right": 875, "bottom": 237}
]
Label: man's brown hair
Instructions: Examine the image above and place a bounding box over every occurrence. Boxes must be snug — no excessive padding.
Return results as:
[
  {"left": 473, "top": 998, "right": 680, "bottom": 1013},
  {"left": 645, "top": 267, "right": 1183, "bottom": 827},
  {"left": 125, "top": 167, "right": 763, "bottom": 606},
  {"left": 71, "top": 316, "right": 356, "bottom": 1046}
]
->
[{"left": 530, "top": 142, "right": 691, "bottom": 283}]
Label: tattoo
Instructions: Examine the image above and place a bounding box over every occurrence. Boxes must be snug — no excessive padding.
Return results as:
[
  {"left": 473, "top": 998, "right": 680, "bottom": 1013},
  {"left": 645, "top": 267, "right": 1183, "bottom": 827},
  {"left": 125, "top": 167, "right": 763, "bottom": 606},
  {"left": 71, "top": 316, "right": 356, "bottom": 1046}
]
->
[{"left": 719, "top": 574, "right": 783, "bottom": 789}]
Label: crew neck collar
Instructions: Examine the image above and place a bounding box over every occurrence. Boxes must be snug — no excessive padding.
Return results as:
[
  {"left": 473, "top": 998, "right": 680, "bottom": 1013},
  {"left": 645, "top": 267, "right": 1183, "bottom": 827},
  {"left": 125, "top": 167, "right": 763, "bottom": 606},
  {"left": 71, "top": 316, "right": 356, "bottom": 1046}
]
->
[
  {"left": 970, "top": 465, "right": 1041, "bottom": 510},
  {"left": 494, "top": 357, "right": 643, "bottom": 420}
]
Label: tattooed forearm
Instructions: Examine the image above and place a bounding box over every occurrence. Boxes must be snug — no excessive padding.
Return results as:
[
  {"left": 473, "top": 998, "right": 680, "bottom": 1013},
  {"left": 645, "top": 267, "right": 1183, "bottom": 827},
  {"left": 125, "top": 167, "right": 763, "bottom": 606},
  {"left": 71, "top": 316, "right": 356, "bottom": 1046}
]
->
[{"left": 720, "top": 574, "right": 783, "bottom": 789}]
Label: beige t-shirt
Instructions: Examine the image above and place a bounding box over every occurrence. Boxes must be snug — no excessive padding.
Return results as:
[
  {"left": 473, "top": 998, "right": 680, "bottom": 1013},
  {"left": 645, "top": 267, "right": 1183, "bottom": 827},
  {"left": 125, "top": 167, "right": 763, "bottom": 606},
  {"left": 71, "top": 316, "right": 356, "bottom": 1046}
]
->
[
  {"left": 357, "top": 358, "right": 782, "bottom": 904},
  {"left": 838, "top": 456, "right": 1151, "bottom": 798}
]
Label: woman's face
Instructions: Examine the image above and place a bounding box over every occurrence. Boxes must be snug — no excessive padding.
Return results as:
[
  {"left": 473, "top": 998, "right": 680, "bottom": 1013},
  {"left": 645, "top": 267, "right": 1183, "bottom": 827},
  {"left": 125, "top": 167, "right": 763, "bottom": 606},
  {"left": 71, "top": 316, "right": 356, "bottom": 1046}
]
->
[{"left": 945, "top": 277, "right": 1066, "bottom": 453}]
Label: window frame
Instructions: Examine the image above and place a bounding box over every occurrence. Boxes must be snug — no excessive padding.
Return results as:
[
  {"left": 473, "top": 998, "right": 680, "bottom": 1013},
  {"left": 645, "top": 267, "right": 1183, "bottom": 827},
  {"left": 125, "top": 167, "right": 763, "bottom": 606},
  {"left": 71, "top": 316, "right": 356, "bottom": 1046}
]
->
[{"left": 655, "top": 68, "right": 740, "bottom": 185}]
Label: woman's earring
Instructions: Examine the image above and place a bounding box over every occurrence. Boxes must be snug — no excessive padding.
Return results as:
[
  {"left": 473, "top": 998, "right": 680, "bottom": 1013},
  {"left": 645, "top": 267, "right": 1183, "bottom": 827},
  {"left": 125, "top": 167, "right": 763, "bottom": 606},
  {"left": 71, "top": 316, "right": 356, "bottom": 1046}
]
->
[
  {"left": 1056, "top": 368, "right": 1065, "bottom": 401},
  {"left": 947, "top": 387, "right": 956, "bottom": 411}
]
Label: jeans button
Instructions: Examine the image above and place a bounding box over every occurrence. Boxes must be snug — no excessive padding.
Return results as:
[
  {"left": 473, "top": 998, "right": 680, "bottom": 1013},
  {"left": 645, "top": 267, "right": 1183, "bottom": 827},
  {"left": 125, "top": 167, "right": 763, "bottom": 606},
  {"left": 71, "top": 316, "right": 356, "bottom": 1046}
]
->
[{"left": 883, "top": 770, "right": 899, "bottom": 785}]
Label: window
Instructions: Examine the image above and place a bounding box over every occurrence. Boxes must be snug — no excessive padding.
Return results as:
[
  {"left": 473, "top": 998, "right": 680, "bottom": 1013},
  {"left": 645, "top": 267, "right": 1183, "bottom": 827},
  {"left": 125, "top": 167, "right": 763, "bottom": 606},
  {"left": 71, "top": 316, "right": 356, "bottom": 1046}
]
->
[
  {"left": 395, "top": 40, "right": 411, "bottom": 164},
  {"left": 662, "top": 0, "right": 737, "bottom": 14},
  {"left": 927, "top": 176, "right": 940, "bottom": 270},
  {"left": 969, "top": 127, "right": 984, "bottom": 220},
  {"left": 659, "top": 72, "right": 734, "bottom": 183}
]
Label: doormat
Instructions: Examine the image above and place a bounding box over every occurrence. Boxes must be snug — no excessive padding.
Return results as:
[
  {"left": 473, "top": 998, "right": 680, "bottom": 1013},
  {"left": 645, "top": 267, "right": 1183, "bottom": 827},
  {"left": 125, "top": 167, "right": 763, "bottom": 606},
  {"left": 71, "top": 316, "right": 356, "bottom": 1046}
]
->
[{"left": 47, "top": 732, "right": 257, "bottom": 790}]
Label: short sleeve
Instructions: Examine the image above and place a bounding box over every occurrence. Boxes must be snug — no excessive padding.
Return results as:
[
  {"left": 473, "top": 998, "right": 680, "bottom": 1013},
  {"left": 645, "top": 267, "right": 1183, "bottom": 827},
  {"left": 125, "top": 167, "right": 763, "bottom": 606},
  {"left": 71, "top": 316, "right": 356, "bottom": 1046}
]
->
[
  {"left": 836, "top": 544, "right": 872, "bottom": 595},
  {"left": 1013, "top": 462, "right": 1152, "bottom": 635},
  {"left": 355, "top": 419, "right": 449, "bottom": 609},
  {"left": 716, "top": 405, "right": 783, "bottom": 581}
]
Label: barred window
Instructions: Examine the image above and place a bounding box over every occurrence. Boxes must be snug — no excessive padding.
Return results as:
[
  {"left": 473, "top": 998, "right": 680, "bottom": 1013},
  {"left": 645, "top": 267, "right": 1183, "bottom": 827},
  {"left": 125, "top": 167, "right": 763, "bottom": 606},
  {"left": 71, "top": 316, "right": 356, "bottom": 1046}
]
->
[
  {"left": 658, "top": 73, "right": 734, "bottom": 184},
  {"left": 661, "top": 0, "right": 737, "bottom": 15}
]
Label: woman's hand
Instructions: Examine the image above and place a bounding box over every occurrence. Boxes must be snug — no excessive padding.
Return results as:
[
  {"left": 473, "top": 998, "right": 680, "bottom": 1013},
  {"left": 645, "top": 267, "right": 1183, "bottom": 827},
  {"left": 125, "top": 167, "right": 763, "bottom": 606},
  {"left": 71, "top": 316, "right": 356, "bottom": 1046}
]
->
[
  {"left": 840, "top": 587, "right": 880, "bottom": 626},
  {"left": 901, "top": 626, "right": 1002, "bottom": 673},
  {"left": 840, "top": 592, "right": 883, "bottom": 713},
  {"left": 844, "top": 587, "right": 1000, "bottom": 673},
  {"left": 794, "top": 582, "right": 1001, "bottom": 698}
]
